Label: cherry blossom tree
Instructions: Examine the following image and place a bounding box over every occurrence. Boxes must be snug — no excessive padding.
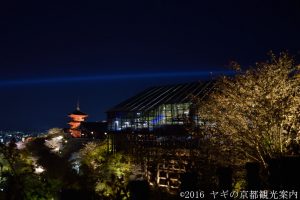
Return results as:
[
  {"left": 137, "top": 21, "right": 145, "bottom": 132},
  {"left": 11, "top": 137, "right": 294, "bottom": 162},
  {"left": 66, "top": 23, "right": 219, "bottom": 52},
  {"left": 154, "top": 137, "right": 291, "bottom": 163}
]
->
[{"left": 197, "top": 53, "right": 300, "bottom": 167}]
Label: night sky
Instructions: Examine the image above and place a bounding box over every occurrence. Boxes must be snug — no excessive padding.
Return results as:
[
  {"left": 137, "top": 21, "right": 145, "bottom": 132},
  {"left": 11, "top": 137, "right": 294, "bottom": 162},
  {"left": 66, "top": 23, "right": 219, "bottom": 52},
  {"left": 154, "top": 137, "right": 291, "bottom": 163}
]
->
[{"left": 0, "top": 1, "right": 299, "bottom": 130}]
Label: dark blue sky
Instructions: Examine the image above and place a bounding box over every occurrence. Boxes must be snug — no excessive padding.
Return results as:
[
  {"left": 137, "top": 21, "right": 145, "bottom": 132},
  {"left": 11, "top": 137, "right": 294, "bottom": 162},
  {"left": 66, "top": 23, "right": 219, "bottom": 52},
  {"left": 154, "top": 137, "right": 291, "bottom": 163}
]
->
[{"left": 0, "top": 1, "right": 299, "bottom": 130}]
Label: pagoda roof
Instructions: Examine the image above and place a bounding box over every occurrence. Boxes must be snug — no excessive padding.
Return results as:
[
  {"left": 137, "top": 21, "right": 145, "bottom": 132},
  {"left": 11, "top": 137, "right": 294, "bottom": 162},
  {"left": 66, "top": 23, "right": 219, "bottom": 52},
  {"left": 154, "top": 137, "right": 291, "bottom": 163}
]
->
[{"left": 69, "top": 109, "right": 88, "bottom": 116}]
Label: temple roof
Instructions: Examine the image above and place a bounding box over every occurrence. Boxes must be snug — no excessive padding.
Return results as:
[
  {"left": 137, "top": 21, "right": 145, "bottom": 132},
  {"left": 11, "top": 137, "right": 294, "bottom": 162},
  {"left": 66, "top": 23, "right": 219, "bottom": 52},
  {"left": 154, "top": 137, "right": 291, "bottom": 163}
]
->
[
  {"left": 107, "top": 81, "right": 215, "bottom": 113},
  {"left": 79, "top": 121, "right": 107, "bottom": 132}
]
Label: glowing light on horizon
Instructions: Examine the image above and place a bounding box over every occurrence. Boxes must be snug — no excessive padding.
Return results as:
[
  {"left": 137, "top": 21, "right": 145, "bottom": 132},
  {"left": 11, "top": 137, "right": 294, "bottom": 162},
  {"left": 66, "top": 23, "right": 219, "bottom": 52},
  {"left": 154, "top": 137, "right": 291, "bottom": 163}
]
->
[{"left": 0, "top": 70, "right": 235, "bottom": 87}]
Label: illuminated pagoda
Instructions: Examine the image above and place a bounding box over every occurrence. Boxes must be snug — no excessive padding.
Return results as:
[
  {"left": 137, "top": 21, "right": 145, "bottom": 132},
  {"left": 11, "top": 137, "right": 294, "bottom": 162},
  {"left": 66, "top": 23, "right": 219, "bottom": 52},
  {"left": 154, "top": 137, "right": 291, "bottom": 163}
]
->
[
  {"left": 68, "top": 102, "right": 88, "bottom": 138},
  {"left": 106, "top": 81, "right": 214, "bottom": 132}
]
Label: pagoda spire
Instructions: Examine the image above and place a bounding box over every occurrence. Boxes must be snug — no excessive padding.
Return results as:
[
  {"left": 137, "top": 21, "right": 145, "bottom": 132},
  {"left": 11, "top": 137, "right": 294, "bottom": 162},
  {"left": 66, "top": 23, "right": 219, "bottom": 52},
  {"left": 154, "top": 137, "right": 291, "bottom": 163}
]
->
[{"left": 77, "top": 99, "right": 80, "bottom": 111}]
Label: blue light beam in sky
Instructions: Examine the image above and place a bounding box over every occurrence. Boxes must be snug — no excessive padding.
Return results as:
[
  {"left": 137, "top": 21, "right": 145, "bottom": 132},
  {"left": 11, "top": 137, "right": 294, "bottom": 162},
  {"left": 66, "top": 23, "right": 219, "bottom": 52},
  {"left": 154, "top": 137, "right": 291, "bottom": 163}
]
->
[{"left": 0, "top": 70, "right": 235, "bottom": 87}]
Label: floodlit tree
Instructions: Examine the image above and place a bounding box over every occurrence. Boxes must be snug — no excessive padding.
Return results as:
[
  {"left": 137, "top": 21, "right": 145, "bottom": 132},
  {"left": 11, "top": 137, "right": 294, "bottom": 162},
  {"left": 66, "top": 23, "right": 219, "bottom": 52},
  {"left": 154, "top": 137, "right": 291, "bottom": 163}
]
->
[
  {"left": 80, "top": 141, "right": 132, "bottom": 199},
  {"left": 45, "top": 135, "right": 64, "bottom": 153},
  {"left": 47, "top": 128, "right": 64, "bottom": 135},
  {"left": 0, "top": 139, "right": 56, "bottom": 200},
  {"left": 197, "top": 53, "right": 300, "bottom": 168}
]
